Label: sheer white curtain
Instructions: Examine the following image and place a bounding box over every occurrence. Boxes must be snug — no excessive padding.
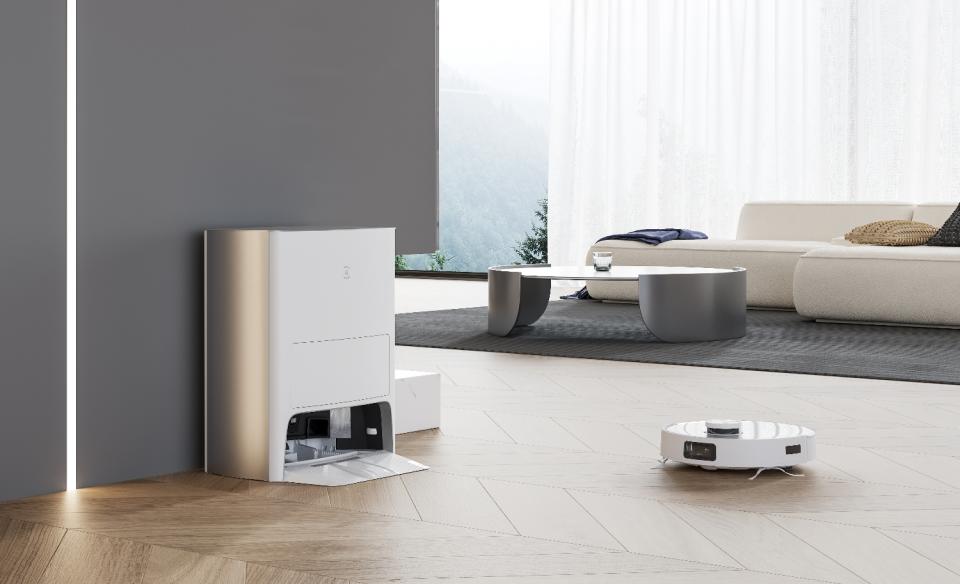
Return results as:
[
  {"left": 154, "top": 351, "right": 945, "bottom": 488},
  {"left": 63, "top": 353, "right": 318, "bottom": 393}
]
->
[{"left": 548, "top": 0, "right": 960, "bottom": 266}]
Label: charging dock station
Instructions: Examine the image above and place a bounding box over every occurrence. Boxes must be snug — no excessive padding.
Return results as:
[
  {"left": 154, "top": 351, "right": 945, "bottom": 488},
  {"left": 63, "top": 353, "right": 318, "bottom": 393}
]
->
[{"left": 204, "top": 227, "right": 427, "bottom": 486}]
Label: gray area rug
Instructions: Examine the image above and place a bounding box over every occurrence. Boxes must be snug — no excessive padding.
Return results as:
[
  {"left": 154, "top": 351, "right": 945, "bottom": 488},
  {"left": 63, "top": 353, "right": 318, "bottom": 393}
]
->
[{"left": 396, "top": 300, "right": 960, "bottom": 385}]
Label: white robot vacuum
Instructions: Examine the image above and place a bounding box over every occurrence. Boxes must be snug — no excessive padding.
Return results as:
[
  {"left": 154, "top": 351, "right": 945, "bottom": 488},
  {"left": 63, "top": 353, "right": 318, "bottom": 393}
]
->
[{"left": 660, "top": 420, "right": 815, "bottom": 476}]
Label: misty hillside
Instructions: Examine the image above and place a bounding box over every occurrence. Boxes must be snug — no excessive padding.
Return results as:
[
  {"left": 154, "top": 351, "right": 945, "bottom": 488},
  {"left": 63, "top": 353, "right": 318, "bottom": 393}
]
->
[{"left": 404, "top": 66, "right": 547, "bottom": 272}]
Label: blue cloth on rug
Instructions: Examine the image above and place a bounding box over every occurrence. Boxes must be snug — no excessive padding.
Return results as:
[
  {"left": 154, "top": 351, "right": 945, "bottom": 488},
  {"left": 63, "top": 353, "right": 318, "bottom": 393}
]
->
[
  {"left": 561, "top": 287, "right": 593, "bottom": 300},
  {"left": 596, "top": 228, "right": 707, "bottom": 246}
]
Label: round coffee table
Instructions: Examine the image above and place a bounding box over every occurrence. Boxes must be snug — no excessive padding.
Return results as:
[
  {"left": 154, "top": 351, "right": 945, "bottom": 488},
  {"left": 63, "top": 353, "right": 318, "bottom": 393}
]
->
[{"left": 487, "top": 264, "right": 746, "bottom": 342}]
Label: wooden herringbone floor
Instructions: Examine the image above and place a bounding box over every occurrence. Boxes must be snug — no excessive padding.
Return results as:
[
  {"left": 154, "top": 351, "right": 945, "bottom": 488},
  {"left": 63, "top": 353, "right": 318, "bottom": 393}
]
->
[{"left": 1, "top": 279, "right": 958, "bottom": 583}]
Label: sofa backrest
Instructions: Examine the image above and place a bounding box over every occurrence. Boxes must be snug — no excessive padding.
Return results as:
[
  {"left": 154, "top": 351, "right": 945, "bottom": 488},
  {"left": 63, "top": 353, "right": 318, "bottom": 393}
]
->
[
  {"left": 913, "top": 203, "right": 957, "bottom": 227},
  {"left": 736, "top": 202, "right": 916, "bottom": 241}
]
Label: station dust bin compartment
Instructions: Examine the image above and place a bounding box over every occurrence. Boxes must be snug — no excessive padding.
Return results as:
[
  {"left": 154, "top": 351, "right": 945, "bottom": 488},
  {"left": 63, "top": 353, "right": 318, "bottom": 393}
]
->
[{"left": 204, "top": 227, "right": 427, "bottom": 486}]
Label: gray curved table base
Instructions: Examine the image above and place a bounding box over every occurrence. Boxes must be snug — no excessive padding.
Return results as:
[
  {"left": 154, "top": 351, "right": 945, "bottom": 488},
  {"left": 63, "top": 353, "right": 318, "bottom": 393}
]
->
[
  {"left": 636, "top": 270, "right": 746, "bottom": 342},
  {"left": 487, "top": 266, "right": 746, "bottom": 342},
  {"left": 488, "top": 265, "right": 552, "bottom": 336}
]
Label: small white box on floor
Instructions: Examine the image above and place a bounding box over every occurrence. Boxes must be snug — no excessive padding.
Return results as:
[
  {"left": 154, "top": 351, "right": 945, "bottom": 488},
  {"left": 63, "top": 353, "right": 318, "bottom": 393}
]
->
[{"left": 395, "top": 370, "right": 441, "bottom": 434}]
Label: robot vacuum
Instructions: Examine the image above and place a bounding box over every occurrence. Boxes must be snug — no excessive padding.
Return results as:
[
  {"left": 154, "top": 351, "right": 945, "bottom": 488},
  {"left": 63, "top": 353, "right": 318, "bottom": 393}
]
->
[{"left": 660, "top": 420, "right": 815, "bottom": 473}]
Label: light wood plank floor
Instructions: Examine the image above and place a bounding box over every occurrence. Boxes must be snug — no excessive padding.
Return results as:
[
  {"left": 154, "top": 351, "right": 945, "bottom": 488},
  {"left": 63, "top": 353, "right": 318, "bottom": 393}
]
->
[{"left": 1, "top": 279, "right": 958, "bottom": 583}]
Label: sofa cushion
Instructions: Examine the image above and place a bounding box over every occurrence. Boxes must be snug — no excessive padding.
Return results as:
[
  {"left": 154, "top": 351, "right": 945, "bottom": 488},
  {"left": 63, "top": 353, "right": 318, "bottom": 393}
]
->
[
  {"left": 736, "top": 202, "right": 915, "bottom": 242},
  {"left": 794, "top": 245, "right": 960, "bottom": 326},
  {"left": 912, "top": 202, "right": 959, "bottom": 227},
  {"left": 844, "top": 220, "right": 937, "bottom": 246},
  {"left": 925, "top": 203, "right": 960, "bottom": 247},
  {"left": 585, "top": 239, "right": 827, "bottom": 308}
]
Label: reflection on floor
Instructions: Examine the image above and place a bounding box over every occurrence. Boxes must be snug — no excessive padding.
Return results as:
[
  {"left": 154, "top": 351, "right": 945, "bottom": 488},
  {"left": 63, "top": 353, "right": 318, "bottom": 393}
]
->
[{"left": 1, "top": 278, "right": 959, "bottom": 584}]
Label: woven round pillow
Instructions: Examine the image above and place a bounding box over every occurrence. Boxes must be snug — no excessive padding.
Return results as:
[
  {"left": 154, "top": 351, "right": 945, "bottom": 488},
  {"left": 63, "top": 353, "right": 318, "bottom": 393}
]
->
[{"left": 845, "top": 220, "right": 937, "bottom": 246}]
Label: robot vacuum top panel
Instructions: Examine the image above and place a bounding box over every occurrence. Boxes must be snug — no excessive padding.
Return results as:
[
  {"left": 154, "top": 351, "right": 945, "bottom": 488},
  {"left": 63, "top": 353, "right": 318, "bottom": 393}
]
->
[{"left": 663, "top": 420, "right": 814, "bottom": 441}]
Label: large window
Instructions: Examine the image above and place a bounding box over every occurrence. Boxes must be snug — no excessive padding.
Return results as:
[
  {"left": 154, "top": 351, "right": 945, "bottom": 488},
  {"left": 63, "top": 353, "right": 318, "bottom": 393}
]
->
[{"left": 399, "top": 0, "right": 549, "bottom": 273}]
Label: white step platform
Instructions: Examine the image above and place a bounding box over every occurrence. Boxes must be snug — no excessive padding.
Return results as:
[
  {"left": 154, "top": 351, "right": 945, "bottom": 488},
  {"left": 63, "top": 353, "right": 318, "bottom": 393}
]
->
[{"left": 395, "top": 369, "right": 442, "bottom": 434}]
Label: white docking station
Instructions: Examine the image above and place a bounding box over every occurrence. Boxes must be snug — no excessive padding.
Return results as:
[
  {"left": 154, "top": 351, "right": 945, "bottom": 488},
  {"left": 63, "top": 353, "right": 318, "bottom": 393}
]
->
[{"left": 204, "top": 227, "right": 427, "bottom": 487}]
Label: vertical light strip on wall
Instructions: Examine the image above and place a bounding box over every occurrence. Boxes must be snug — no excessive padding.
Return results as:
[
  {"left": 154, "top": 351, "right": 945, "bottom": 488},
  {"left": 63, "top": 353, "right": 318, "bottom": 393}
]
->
[{"left": 67, "top": 0, "right": 77, "bottom": 491}]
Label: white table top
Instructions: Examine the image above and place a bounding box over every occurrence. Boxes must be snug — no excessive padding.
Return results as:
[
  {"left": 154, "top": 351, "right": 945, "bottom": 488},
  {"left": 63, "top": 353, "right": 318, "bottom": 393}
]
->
[{"left": 490, "top": 265, "right": 743, "bottom": 280}]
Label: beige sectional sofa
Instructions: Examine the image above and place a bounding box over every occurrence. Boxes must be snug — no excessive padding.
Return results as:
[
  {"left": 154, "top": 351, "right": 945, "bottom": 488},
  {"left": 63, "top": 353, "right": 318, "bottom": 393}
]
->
[{"left": 585, "top": 201, "right": 959, "bottom": 326}]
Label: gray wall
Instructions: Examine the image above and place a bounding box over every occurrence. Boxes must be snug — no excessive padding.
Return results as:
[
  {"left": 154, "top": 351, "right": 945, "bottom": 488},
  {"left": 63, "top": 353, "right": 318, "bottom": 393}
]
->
[
  {"left": 0, "top": 0, "right": 66, "bottom": 501},
  {"left": 78, "top": 0, "right": 437, "bottom": 486}
]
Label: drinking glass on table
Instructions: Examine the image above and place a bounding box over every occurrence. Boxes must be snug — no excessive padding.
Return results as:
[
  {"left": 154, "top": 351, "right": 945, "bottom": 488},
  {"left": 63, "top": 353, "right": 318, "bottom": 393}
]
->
[{"left": 593, "top": 251, "right": 613, "bottom": 271}]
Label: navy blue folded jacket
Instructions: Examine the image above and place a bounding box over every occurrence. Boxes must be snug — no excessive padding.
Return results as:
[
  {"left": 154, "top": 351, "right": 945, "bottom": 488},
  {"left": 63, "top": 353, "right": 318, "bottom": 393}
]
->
[{"left": 596, "top": 228, "right": 708, "bottom": 246}]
